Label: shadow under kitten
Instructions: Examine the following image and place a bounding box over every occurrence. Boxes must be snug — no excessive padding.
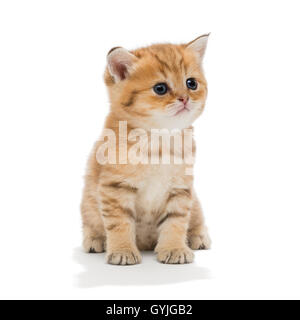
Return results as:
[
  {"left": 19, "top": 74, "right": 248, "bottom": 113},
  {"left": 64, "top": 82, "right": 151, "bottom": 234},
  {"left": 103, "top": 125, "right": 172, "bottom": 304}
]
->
[{"left": 73, "top": 247, "right": 211, "bottom": 288}]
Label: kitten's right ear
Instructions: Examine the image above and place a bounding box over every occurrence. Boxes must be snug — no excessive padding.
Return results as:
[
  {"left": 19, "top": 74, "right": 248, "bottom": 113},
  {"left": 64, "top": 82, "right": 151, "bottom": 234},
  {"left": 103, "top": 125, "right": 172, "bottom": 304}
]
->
[
  {"left": 186, "top": 33, "right": 210, "bottom": 64},
  {"left": 107, "top": 47, "right": 138, "bottom": 82}
]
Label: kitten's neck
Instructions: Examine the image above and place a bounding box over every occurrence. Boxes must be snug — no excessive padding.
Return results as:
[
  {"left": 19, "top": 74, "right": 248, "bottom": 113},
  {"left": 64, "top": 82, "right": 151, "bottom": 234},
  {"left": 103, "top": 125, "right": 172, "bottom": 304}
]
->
[{"left": 105, "top": 111, "right": 194, "bottom": 133}]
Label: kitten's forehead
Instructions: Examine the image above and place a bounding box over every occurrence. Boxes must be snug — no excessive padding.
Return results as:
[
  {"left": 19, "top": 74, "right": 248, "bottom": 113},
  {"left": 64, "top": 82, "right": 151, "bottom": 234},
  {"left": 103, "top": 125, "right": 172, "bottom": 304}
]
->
[
  {"left": 149, "top": 45, "right": 185, "bottom": 71},
  {"left": 132, "top": 44, "right": 197, "bottom": 79}
]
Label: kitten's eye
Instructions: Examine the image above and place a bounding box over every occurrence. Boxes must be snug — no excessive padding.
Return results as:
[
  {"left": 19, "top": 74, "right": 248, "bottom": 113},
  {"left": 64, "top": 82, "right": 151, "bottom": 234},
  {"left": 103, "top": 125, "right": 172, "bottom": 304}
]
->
[
  {"left": 186, "top": 78, "right": 198, "bottom": 90},
  {"left": 153, "top": 83, "right": 168, "bottom": 95}
]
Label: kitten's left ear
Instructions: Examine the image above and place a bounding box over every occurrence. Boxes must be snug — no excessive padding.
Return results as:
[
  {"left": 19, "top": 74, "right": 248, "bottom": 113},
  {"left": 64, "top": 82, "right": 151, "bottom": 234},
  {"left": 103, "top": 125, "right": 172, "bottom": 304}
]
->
[
  {"left": 186, "top": 33, "right": 210, "bottom": 63},
  {"left": 107, "top": 47, "right": 138, "bottom": 82}
]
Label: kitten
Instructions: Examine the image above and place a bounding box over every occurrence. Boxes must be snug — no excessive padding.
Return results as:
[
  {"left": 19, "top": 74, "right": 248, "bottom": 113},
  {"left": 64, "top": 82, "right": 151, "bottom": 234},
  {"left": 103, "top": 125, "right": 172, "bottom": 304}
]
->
[{"left": 81, "top": 35, "right": 211, "bottom": 265}]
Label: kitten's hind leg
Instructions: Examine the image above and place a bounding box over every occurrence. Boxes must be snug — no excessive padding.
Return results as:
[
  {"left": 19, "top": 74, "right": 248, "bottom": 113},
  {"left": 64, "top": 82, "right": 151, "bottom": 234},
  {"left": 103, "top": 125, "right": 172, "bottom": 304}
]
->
[
  {"left": 83, "top": 226, "right": 106, "bottom": 253},
  {"left": 188, "top": 196, "right": 211, "bottom": 250},
  {"left": 81, "top": 195, "right": 106, "bottom": 253}
]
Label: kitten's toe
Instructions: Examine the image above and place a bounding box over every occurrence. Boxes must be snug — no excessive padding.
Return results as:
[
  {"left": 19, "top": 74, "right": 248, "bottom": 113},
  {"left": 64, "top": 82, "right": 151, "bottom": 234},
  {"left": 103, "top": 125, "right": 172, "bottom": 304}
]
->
[
  {"left": 83, "top": 237, "right": 106, "bottom": 253},
  {"left": 188, "top": 233, "right": 211, "bottom": 250},
  {"left": 156, "top": 247, "right": 194, "bottom": 264},
  {"left": 106, "top": 249, "right": 142, "bottom": 266}
]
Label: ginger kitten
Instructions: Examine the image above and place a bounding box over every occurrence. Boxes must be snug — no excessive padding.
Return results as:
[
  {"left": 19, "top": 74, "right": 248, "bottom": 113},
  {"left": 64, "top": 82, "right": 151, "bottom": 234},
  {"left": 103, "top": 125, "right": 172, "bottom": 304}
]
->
[{"left": 81, "top": 35, "right": 211, "bottom": 265}]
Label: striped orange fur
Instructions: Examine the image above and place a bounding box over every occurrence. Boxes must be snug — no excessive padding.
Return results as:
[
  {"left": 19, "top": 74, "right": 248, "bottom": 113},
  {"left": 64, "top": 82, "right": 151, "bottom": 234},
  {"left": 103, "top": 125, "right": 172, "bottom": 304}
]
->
[{"left": 81, "top": 35, "right": 211, "bottom": 265}]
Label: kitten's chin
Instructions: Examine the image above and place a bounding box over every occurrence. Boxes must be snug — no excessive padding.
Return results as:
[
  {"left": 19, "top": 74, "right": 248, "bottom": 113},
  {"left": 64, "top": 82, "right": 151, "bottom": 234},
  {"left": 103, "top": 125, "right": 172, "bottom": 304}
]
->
[
  {"left": 148, "top": 103, "right": 204, "bottom": 130},
  {"left": 150, "top": 112, "right": 197, "bottom": 131}
]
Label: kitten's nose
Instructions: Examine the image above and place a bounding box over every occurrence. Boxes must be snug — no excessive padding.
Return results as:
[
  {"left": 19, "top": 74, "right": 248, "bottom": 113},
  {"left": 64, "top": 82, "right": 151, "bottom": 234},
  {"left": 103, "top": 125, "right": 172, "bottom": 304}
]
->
[{"left": 178, "top": 96, "right": 189, "bottom": 106}]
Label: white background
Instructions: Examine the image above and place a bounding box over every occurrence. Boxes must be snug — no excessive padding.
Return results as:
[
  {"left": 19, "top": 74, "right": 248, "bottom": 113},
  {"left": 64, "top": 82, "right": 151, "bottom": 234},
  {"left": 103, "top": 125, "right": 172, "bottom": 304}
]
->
[{"left": 0, "top": 0, "right": 300, "bottom": 300}]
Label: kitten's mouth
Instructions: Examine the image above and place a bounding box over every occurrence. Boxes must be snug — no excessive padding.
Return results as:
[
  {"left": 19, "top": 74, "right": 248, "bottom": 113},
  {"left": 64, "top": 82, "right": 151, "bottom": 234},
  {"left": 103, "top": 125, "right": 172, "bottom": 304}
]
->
[{"left": 175, "top": 105, "right": 190, "bottom": 116}]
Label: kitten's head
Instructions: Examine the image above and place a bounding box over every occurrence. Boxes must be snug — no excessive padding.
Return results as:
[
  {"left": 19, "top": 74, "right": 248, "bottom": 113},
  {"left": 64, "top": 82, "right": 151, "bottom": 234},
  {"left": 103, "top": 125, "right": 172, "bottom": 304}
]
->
[{"left": 105, "top": 35, "right": 209, "bottom": 130}]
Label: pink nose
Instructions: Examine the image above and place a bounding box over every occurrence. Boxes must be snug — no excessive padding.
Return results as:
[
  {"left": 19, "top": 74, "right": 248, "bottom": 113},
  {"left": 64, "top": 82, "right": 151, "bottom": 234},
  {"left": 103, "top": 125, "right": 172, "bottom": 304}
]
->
[{"left": 178, "top": 97, "right": 189, "bottom": 105}]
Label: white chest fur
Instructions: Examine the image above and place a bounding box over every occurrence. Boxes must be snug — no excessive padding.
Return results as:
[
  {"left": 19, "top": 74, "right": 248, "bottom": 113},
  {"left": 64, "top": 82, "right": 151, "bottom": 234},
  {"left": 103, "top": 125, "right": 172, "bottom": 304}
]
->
[
  {"left": 137, "top": 175, "right": 169, "bottom": 217},
  {"left": 135, "top": 164, "right": 183, "bottom": 217}
]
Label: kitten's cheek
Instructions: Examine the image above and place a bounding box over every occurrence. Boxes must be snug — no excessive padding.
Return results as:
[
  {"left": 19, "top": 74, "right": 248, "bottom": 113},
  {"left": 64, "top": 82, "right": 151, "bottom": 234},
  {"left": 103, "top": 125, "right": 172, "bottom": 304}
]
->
[{"left": 196, "top": 104, "right": 205, "bottom": 116}]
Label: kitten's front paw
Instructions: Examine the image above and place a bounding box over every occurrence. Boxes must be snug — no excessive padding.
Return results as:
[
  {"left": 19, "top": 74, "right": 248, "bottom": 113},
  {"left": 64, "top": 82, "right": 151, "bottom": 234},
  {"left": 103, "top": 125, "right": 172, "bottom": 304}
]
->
[
  {"left": 188, "top": 232, "right": 211, "bottom": 250},
  {"left": 156, "top": 247, "right": 194, "bottom": 264},
  {"left": 107, "top": 249, "right": 142, "bottom": 266}
]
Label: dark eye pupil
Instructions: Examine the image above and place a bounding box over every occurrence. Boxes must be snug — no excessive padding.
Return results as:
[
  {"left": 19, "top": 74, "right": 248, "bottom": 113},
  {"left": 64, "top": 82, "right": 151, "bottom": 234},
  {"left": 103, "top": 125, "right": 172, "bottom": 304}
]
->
[
  {"left": 186, "top": 78, "right": 197, "bottom": 90},
  {"left": 154, "top": 83, "right": 168, "bottom": 95}
]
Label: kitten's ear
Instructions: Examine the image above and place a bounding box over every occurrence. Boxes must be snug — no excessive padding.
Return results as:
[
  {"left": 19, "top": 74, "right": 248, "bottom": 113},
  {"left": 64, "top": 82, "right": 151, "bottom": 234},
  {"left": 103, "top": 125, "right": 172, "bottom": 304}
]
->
[
  {"left": 186, "top": 33, "right": 210, "bottom": 63},
  {"left": 107, "top": 47, "right": 138, "bottom": 82}
]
